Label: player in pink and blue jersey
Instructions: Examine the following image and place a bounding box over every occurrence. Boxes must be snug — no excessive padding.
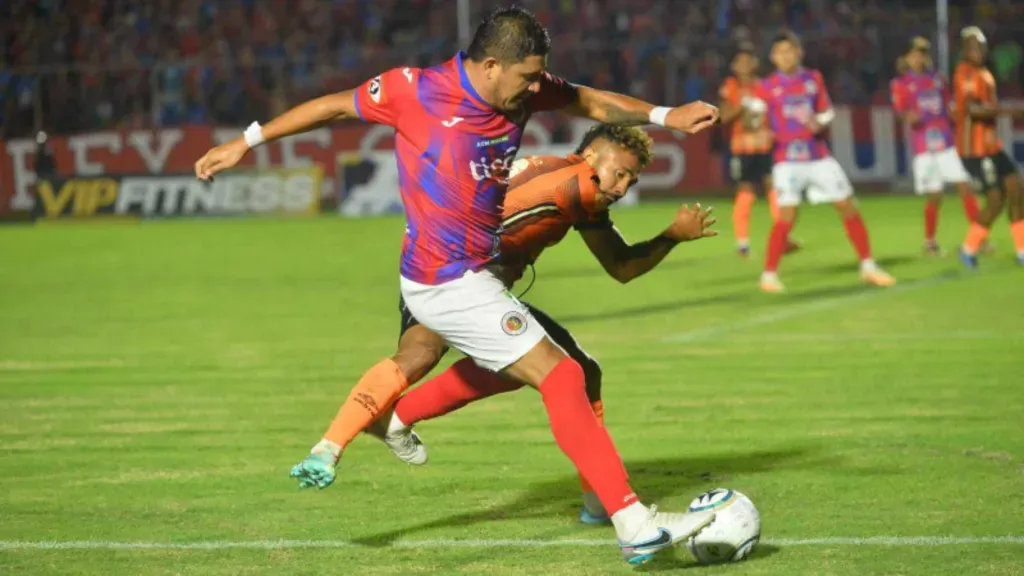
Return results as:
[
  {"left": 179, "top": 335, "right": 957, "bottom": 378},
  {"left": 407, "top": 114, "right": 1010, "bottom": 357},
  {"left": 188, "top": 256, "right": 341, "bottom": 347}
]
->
[
  {"left": 890, "top": 36, "right": 979, "bottom": 255},
  {"left": 742, "top": 31, "right": 896, "bottom": 293},
  {"left": 194, "top": 6, "right": 720, "bottom": 566}
]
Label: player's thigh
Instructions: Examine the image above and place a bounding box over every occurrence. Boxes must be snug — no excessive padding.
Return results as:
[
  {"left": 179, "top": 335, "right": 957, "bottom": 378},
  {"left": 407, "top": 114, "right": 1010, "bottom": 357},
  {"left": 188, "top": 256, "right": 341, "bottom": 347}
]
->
[
  {"left": 806, "top": 157, "right": 854, "bottom": 205},
  {"left": 964, "top": 155, "right": 1006, "bottom": 196},
  {"left": 399, "top": 269, "right": 548, "bottom": 375},
  {"left": 527, "top": 304, "right": 601, "bottom": 401},
  {"left": 747, "top": 154, "right": 773, "bottom": 194},
  {"left": 936, "top": 148, "right": 971, "bottom": 186},
  {"left": 912, "top": 152, "right": 945, "bottom": 195},
  {"left": 394, "top": 302, "right": 448, "bottom": 383},
  {"left": 771, "top": 161, "right": 809, "bottom": 207}
]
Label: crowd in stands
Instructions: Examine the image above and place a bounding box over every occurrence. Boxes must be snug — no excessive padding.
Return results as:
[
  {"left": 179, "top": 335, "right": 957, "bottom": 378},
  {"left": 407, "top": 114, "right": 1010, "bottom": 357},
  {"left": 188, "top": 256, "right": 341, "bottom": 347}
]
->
[{"left": 2, "top": 0, "right": 1023, "bottom": 137}]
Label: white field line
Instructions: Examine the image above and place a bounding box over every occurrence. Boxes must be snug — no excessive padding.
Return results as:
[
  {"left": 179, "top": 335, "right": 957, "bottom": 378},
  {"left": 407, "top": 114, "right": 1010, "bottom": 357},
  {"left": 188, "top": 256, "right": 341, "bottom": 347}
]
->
[
  {"left": 662, "top": 274, "right": 956, "bottom": 343},
  {"left": 1, "top": 536, "right": 1022, "bottom": 550}
]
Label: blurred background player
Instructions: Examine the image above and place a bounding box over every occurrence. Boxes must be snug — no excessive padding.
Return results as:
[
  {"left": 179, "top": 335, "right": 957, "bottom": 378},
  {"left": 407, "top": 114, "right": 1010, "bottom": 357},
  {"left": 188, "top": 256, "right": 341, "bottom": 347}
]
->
[
  {"left": 718, "top": 42, "right": 792, "bottom": 257},
  {"left": 953, "top": 26, "right": 1024, "bottom": 268},
  {"left": 744, "top": 31, "right": 896, "bottom": 293},
  {"left": 194, "top": 6, "right": 722, "bottom": 565},
  {"left": 890, "top": 37, "right": 979, "bottom": 256},
  {"left": 337, "top": 124, "right": 717, "bottom": 526}
]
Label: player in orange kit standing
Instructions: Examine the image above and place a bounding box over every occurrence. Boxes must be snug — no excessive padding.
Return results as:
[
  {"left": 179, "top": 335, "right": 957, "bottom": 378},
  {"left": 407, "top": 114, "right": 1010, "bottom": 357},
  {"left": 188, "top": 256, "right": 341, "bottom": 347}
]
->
[
  {"left": 718, "top": 42, "right": 798, "bottom": 257},
  {"left": 953, "top": 27, "right": 1024, "bottom": 269}
]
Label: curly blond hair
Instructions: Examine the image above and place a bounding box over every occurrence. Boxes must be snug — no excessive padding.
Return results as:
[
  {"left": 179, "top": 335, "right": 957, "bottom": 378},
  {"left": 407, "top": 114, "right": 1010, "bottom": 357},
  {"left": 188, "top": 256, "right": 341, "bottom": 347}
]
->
[{"left": 574, "top": 124, "right": 654, "bottom": 168}]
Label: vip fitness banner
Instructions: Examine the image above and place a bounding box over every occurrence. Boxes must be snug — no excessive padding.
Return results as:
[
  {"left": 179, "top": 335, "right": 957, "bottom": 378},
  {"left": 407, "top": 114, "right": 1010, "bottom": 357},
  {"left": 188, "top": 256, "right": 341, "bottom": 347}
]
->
[{"left": 2, "top": 108, "right": 1023, "bottom": 218}]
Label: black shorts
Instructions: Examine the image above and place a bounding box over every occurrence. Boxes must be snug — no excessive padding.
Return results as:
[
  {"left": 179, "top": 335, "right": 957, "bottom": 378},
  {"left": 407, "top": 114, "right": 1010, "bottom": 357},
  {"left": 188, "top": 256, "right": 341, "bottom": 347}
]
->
[
  {"left": 962, "top": 151, "right": 1019, "bottom": 193},
  {"left": 398, "top": 295, "right": 602, "bottom": 401},
  {"left": 729, "top": 153, "right": 773, "bottom": 185}
]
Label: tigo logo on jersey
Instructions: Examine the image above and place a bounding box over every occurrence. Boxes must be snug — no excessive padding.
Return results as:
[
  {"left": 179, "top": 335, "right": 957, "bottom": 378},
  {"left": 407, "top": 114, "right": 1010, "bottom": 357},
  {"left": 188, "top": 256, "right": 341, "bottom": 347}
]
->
[
  {"left": 501, "top": 311, "right": 528, "bottom": 336},
  {"left": 470, "top": 146, "right": 519, "bottom": 182},
  {"left": 369, "top": 76, "right": 382, "bottom": 104}
]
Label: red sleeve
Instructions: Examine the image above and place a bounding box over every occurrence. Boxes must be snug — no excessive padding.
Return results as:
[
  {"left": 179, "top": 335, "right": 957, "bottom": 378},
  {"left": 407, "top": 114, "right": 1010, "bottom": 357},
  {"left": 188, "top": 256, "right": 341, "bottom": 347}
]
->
[
  {"left": 353, "top": 67, "right": 419, "bottom": 127},
  {"left": 752, "top": 79, "right": 770, "bottom": 101},
  {"left": 528, "top": 72, "right": 579, "bottom": 112},
  {"left": 813, "top": 70, "right": 832, "bottom": 112},
  {"left": 890, "top": 79, "right": 907, "bottom": 113}
]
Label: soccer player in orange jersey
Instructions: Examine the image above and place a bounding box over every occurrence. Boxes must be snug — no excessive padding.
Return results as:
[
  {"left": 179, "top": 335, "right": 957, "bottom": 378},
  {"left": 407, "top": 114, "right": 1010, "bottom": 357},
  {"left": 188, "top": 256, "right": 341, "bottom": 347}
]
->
[
  {"left": 718, "top": 42, "right": 797, "bottom": 257},
  {"left": 953, "top": 27, "right": 1024, "bottom": 268},
  {"left": 301, "top": 124, "right": 717, "bottom": 524}
]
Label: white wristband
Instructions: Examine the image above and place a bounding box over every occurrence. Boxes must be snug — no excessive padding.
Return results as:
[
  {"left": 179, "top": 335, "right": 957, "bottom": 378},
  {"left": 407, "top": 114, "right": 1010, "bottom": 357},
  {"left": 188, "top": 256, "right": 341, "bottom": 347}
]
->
[
  {"left": 814, "top": 108, "right": 836, "bottom": 126},
  {"left": 649, "top": 106, "right": 671, "bottom": 127},
  {"left": 243, "top": 121, "right": 265, "bottom": 149}
]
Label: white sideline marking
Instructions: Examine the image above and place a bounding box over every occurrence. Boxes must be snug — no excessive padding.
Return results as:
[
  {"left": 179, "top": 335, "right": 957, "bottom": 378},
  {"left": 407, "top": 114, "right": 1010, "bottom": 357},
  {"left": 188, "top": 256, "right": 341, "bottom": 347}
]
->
[
  {"left": 1, "top": 536, "right": 1022, "bottom": 550},
  {"left": 663, "top": 274, "right": 955, "bottom": 343}
]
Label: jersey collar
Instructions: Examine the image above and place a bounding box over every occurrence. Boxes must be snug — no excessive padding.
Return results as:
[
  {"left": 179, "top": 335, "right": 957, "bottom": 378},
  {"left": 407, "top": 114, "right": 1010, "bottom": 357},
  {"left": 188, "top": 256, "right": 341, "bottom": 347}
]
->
[{"left": 456, "top": 51, "right": 492, "bottom": 109}]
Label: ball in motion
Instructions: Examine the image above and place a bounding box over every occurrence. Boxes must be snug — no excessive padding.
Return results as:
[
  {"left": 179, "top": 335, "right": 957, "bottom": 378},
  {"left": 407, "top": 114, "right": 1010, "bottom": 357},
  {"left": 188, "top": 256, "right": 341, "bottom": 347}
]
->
[{"left": 685, "top": 488, "right": 761, "bottom": 564}]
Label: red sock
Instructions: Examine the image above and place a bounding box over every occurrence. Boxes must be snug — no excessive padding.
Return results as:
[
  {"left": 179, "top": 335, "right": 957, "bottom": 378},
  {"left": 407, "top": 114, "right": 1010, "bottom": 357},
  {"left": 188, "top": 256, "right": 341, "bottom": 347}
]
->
[
  {"left": 540, "top": 358, "right": 636, "bottom": 516},
  {"left": 924, "top": 202, "right": 939, "bottom": 241},
  {"left": 764, "top": 220, "right": 793, "bottom": 272},
  {"left": 843, "top": 215, "right": 872, "bottom": 261},
  {"left": 393, "top": 358, "right": 522, "bottom": 426},
  {"left": 961, "top": 193, "right": 980, "bottom": 223}
]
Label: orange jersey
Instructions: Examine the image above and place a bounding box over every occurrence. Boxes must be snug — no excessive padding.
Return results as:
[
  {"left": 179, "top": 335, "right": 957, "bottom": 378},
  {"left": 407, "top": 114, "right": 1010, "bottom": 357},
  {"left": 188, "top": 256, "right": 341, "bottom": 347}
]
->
[
  {"left": 719, "top": 76, "right": 773, "bottom": 155},
  {"left": 953, "top": 62, "right": 1002, "bottom": 157},
  {"left": 497, "top": 154, "right": 608, "bottom": 283}
]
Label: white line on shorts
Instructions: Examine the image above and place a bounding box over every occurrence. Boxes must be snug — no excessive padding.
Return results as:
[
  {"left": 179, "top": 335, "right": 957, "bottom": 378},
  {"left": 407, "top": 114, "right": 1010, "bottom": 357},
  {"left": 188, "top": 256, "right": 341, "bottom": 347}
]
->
[
  {"left": 1, "top": 536, "right": 1021, "bottom": 550},
  {"left": 662, "top": 274, "right": 956, "bottom": 343}
]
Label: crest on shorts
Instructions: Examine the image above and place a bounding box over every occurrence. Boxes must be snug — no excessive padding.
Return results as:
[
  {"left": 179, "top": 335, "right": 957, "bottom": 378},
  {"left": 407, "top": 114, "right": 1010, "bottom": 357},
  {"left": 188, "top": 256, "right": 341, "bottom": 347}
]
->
[{"left": 501, "top": 311, "right": 527, "bottom": 336}]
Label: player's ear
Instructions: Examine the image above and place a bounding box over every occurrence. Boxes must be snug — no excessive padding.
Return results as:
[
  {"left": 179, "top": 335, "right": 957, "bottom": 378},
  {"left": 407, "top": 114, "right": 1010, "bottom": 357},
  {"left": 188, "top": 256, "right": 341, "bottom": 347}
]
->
[{"left": 482, "top": 57, "right": 502, "bottom": 80}]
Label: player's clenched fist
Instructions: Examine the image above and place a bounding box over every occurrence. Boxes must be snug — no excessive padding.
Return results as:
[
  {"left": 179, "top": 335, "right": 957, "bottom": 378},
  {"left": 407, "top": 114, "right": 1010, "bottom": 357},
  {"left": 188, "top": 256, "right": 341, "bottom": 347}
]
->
[
  {"left": 666, "top": 101, "right": 720, "bottom": 135},
  {"left": 665, "top": 203, "right": 718, "bottom": 242},
  {"left": 194, "top": 140, "right": 249, "bottom": 181}
]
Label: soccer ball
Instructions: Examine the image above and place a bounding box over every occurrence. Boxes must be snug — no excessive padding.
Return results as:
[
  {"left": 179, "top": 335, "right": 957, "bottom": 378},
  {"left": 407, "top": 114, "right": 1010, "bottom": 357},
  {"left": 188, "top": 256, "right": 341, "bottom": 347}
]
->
[{"left": 685, "top": 488, "right": 761, "bottom": 564}]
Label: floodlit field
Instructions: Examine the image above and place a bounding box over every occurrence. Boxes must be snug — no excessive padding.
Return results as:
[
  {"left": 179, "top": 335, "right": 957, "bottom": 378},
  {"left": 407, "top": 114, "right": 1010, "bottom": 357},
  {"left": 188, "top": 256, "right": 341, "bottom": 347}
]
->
[{"left": 2, "top": 196, "right": 1022, "bottom": 575}]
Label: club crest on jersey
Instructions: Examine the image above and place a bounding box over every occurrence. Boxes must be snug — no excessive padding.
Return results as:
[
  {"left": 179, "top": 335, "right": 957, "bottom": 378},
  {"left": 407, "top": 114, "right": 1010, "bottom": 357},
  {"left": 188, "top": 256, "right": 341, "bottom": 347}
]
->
[
  {"left": 501, "top": 311, "right": 528, "bottom": 336},
  {"left": 805, "top": 79, "right": 817, "bottom": 94},
  {"left": 369, "top": 76, "right": 382, "bottom": 104}
]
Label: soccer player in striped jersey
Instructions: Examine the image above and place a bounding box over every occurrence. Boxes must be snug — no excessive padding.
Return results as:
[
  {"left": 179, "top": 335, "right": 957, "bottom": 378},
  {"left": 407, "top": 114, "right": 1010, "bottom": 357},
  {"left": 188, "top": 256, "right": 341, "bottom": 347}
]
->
[
  {"left": 890, "top": 37, "right": 979, "bottom": 255},
  {"left": 718, "top": 42, "right": 798, "bottom": 257},
  {"left": 953, "top": 27, "right": 1024, "bottom": 268},
  {"left": 324, "top": 124, "right": 717, "bottom": 525}
]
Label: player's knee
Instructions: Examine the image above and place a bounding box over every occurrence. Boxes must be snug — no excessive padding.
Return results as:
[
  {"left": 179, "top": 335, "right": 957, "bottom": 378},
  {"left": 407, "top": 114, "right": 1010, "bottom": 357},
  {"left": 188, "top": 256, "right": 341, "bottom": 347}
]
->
[
  {"left": 833, "top": 199, "right": 858, "bottom": 218},
  {"left": 393, "top": 332, "right": 447, "bottom": 383}
]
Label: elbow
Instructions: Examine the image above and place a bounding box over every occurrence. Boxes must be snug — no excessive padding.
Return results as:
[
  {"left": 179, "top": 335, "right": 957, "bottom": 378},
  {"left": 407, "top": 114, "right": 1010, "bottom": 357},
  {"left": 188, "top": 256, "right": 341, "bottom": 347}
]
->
[{"left": 610, "top": 264, "right": 637, "bottom": 284}]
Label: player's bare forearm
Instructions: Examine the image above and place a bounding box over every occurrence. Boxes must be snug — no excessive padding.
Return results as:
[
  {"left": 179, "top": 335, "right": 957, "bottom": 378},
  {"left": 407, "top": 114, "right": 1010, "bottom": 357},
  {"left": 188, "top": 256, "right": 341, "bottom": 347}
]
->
[
  {"left": 967, "top": 101, "right": 1000, "bottom": 121},
  {"left": 579, "top": 227, "right": 677, "bottom": 284},
  {"left": 258, "top": 91, "right": 358, "bottom": 142},
  {"left": 563, "top": 86, "right": 654, "bottom": 126}
]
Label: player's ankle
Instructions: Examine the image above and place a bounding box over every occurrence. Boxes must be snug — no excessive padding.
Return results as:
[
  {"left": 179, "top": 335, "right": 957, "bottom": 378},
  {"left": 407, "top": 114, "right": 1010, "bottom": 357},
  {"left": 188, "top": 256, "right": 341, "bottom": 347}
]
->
[
  {"left": 859, "top": 258, "right": 878, "bottom": 271},
  {"left": 582, "top": 491, "right": 606, "bottom": 516},
  {"left": 387, "top": 411, "right": 409, "bottom": 435},
  {"left": 611, "top": 501, "right": 649, "bottom": 541},
  {"left": 311, "top": 438, "right": 342, "bottom": 462}
]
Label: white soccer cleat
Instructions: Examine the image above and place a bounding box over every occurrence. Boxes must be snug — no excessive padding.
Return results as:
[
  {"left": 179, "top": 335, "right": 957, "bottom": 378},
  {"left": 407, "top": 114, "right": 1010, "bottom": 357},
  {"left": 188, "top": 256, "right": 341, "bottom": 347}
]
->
[
  {"left": 383, "top": 427, "right": 428, "bottom": 466},
  {"left": 860, "top": 261, "right": 896, "bottom": 287},
  {"left": 618, "top": 506, "right": 715, "bottom": 565},
  {"left": 759, "top": 271, "right": 785, "bottom": 293}
]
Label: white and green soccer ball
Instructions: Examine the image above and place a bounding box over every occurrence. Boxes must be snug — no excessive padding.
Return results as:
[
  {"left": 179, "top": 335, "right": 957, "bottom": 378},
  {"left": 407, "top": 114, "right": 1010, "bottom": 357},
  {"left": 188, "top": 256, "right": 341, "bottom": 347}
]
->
[{"left": 685, "top": 488, "right": 761, "bottom": 564}]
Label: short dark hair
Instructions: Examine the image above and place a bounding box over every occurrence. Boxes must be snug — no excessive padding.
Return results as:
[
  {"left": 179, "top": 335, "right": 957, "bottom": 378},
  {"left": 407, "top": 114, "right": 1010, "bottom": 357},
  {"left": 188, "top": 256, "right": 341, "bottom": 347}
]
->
[
  {"left": 772, "top": 29, "right": 802, "bottom": 49},
  {"left": 574, "top": 124, "right": 654, "bottom": 168},
  {"left": 466, "top": 6, "right": 551, "bottom": 64},
  {"left": 734, "top": 41, "right": 757, "bottom": 59}
]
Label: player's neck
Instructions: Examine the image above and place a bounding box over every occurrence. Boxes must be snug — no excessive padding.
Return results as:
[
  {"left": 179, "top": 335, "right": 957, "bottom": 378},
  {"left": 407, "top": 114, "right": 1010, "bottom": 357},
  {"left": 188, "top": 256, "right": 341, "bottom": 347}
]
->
[
  {"left": 777, "top": 66, "right": 801, "bottom": 76},
  {"left": 461, "top": 59, "right": 500, "bottom": 109},
  {"left": 737, "top": 74, "right": 757, "bottom": 84}
]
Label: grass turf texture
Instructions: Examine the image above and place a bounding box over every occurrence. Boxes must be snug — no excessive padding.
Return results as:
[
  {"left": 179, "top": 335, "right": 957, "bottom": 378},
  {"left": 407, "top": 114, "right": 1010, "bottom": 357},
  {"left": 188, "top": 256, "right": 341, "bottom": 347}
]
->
[{"left": 1, "top": 196, "right": 1022, "bottom": 575}]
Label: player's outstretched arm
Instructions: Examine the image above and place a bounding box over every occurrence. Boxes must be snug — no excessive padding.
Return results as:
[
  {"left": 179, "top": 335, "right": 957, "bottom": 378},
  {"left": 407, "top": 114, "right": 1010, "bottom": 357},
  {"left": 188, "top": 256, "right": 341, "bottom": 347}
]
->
[
  {"left": 194, "top": 91, "right": 359, "bottom": 181},
  {"left": 561, "top": 85, "right": 720, "bottom": 135},
  {"left": 579, "top": 204, "right": 717, "bottom": 284}
]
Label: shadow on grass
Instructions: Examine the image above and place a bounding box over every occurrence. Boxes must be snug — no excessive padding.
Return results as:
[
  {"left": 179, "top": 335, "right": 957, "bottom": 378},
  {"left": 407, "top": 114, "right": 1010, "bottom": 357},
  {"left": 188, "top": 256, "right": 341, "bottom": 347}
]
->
[{"left": 352, "top": 447, "right": 831, "bottom": 547}]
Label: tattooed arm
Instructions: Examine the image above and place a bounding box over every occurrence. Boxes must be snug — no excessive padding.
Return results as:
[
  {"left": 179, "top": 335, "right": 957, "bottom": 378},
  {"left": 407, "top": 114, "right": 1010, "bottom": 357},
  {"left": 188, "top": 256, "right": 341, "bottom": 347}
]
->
[{"left": 561, "top": 85, "right": 721, "bottom": 134}]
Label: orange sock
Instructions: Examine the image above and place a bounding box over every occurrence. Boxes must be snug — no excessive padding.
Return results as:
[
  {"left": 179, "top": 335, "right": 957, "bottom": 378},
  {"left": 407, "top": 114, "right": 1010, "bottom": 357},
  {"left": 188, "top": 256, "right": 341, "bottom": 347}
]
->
[
  {"left": 733, "top": 189, "right": 756, "bottom": 244},
  {"left": 579, "top": 400, "right": 606, "bottom": 494},
  {"left": 962, "top": 222, "right": 991, "bottom": 255},
  {"left": 323, "top": 358, "right": 409, "bottom": 451},
  {"left": 1011, "top": 220, "right": 1024, "bottom": 255},
  {"left": 767, "top": 189, "right": 781, "bottom": 222}
]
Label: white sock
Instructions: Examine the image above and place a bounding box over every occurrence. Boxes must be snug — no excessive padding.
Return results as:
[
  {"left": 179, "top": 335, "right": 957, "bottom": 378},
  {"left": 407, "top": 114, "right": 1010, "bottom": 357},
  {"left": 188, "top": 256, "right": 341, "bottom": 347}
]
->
[
  {"left": 611, "top": 501, "right": 650, "bottom": 542},
  {"left": 860, "top": 258, "right": 878, "bottom": 271},
  {"left": 311, "top": 438, "right": 341, "bottom": 460},
  {"left": 761, "top": 271, "right": 779, "bottom": 281},
  {"left": 387, "top": 411, "right": 408, "bottom": 435},
  {"left": 737, "top": 239, "right": 749, "bottom": 247},
  {"left": 582, "top": 491, "right": 605, "bottom": 516}
]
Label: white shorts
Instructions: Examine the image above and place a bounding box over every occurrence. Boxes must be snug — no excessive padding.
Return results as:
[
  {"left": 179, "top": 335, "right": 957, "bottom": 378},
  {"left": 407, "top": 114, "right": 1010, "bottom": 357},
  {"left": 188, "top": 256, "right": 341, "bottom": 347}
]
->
[
  {"left": 399, "top": 269, "right": 547, "bottom": 372},
  {"left": 912, "top": 148, "right": 971, "bottom": 194},
  {"left": 772, "top": 157, "right": 854, "bottom": 207}
]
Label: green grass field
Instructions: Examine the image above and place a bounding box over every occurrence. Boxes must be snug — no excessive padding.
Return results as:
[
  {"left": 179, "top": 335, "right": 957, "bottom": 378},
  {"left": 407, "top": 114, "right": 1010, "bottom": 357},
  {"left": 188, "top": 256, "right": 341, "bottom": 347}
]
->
[{"left": 1, "top": 196, "right": 1022, "bottom": 575}]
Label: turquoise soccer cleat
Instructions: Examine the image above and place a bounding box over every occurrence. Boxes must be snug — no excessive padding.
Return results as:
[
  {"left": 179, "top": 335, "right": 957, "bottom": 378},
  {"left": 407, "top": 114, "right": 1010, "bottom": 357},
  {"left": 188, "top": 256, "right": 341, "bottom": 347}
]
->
[
  {"left": 289, "top": 452, "right": 337, "bottom": 489},
  {"left": 579, "top": 507, "right": 612, "bottom": 526}
]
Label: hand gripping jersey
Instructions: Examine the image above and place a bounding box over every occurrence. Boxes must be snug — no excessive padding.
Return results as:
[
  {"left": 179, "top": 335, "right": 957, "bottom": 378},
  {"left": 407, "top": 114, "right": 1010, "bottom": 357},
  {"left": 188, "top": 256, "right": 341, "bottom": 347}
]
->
[{"left": 353, "top": 52, "right": 577, "bottom": 285}]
